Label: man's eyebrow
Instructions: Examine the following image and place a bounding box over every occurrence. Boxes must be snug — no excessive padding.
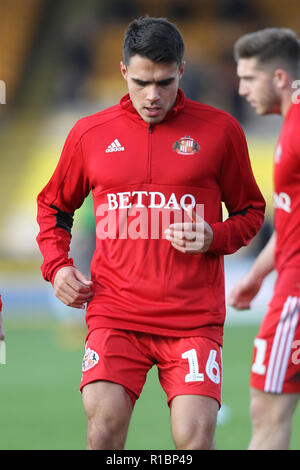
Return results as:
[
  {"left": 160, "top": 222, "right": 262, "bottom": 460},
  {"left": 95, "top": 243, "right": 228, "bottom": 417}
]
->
[
  {"left": 132, "top": 77, "right": 176, "bottom": 86},
  {"left": 239, "top": 75, "right": 255, "bottom": 80}
]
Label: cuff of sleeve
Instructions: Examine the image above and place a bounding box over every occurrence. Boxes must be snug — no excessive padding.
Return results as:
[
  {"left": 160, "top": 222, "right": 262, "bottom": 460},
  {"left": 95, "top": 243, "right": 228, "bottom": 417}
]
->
[
  {"left": 208, "top": 222, "right": 227, "bottom": 254},
  {"left": 48, "top": 259, "right": 74, "bottom": 285}
]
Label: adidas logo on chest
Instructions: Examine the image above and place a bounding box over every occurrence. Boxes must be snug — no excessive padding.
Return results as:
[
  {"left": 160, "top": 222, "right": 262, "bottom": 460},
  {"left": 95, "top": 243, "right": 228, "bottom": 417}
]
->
[{"left": 106, "top": 139, "right": 125, "bottom": 153}]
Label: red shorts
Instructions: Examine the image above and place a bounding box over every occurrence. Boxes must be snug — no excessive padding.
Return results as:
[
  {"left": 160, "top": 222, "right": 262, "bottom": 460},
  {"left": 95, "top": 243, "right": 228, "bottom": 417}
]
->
[
  {"left": 250, "top": 269, "right": 300, "bottom": 393},
  {"left": 80, "top": 328, "right": 222, "bottom": 408}
]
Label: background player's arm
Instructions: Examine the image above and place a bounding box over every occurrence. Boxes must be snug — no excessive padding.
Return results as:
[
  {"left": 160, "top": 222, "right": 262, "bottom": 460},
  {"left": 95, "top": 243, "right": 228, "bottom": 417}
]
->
[{"left": 228, "top": 231, "right": 276, "bottom": 310}]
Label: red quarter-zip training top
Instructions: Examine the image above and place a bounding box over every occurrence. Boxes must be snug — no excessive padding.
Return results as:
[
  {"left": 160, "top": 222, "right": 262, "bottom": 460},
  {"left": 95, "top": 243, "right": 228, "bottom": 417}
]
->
[{"left": 36, "top": 90, "right": 265, "bottom": 345}]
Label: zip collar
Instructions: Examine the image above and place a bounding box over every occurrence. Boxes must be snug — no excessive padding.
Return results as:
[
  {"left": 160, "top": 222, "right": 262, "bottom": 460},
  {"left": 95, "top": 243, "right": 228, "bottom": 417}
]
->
[{"left": 119, "top": 89, "right": 185, "bottom": 127}]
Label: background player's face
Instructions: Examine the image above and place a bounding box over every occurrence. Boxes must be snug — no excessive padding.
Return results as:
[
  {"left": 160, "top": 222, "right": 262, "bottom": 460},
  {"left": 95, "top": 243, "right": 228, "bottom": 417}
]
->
[
  {"left": 121, "top": 55, "right": 184, "bottom": 124},
  {"left": 237, "top": 57, "right": 280, "bottom": 115}
]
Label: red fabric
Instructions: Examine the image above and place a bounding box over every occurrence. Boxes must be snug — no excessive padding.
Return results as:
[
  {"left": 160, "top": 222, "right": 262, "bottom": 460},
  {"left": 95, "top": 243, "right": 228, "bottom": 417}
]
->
[
  {"left": 251, "top": 103, "right": 300, "bottom": 394},
  {"left": 274, "top": 103, "right": 300, "bottom": 273},
  {"left": 250, "top": 272, "right": 300, "bottom": 394},
  {"left": 80, "top": 328, "right": 223, "bottom": 408},
  {"left": 36, "top": 90, "right": 265, "bottom": 344}
]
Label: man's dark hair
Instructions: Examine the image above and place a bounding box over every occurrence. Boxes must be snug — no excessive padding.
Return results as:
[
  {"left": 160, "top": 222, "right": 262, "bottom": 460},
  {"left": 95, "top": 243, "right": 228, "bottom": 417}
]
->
[
  {"left": 122, "top": 16, "right": 185, "bottom": 67},
  {"left": 234, "top": 28, "right": 300, "bottom": 77}
]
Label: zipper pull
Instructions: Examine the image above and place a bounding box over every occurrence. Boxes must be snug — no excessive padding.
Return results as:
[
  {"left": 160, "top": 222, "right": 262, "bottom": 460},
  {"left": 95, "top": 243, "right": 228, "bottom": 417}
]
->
[{"left": 149, "top": 123, "right": 153, "bottom": 134}]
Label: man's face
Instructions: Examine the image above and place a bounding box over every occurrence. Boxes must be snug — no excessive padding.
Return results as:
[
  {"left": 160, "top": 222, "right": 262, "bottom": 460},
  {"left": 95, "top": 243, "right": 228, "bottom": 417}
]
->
[
  {"left": 120, "top": 55, "right": 184, "bottom": 124},
  {"left": 237, "top": 57, "right": 280, "bottom": 115}
]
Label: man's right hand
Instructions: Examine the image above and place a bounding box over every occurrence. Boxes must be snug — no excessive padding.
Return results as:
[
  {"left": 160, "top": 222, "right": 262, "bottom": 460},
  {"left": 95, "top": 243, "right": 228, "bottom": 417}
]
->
[
  {"left": 227, "top": 273, "right": 263, "bottom": 310},
  {"left": 228, "top": 232, "right": 276, "bottom": 310},
  {"left": 53, "top": 266, "right": 94, "bottom": 309}
]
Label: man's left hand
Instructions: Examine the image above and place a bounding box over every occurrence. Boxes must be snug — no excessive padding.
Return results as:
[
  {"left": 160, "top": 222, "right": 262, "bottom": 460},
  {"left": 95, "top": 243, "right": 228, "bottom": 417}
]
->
[{"left": 164, "top": 205, "right": 213, "bottom": 254}]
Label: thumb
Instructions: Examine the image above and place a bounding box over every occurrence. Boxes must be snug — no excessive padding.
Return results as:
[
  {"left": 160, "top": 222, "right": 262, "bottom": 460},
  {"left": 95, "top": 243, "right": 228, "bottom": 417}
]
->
[
  {"left": 74, "top": 269, "right": 93, "bottom": 286},
  {"left": 184, "top": 204, "right": 195, "bottom": 223},
  {"left": 185, "top": 204, "right": 202, "bottom": 224}
]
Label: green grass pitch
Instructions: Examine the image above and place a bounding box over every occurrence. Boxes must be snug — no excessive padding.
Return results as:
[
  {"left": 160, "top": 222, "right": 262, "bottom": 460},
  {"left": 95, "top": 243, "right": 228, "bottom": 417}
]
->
[{"left": 0, "top": 319, "right": 299, "bottom": 450}]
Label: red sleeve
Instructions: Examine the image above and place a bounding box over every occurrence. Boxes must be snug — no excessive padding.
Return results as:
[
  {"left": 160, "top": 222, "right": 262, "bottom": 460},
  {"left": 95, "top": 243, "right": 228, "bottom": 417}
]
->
[
  {"left": 291, "top": 104, "right": 300, "bottom": 159},
  {"left": 36, "top": 122, "right": 91, "bottom": 283},
  {"left": 208, "top": 118, "right": 265, "bottom": 255}
]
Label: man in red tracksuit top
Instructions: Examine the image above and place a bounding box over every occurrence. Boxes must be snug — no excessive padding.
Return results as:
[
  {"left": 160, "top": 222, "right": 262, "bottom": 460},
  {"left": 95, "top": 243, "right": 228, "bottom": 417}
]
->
[
  {"left": 36, "top": 17, "right": 265, "bottom": 450},
  {"left": 229, "top": 28, "right": 300, "bottom": 450}
]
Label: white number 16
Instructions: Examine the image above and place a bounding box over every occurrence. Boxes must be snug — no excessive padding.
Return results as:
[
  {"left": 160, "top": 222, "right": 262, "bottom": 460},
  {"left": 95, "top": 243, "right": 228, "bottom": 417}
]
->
[{"left": 182, "top": 348, "right": 221, "bottom": 384}]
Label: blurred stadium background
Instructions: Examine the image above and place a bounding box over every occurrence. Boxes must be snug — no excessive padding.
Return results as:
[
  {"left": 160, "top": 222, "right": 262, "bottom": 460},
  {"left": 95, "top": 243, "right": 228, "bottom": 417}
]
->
[{"left": 0, "top": 0, "right": 299, "bottom": 450}]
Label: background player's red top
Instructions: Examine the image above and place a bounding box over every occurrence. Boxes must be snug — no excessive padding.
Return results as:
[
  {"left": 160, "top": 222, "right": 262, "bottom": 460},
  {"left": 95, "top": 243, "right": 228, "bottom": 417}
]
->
[
  {"left": 36, "top": 90, "right": 265, "bottom": 345},
  {"left": 273, "top": 102, "right": 300, "bottom": 275}
]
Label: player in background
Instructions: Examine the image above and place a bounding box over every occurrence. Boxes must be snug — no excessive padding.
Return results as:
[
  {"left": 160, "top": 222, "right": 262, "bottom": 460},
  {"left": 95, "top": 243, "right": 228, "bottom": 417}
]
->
[
  {"left": 229, "top": 28, "right": 300, "bottom": 450},
  {"left": 36, "top": 17, "right": 265, "bottom": 450}
]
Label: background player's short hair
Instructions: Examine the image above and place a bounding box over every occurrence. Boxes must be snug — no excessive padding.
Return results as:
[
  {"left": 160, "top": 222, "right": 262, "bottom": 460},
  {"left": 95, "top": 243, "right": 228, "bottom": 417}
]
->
[
  {"left": 234, "top": 27, "right": 300, "bottom": 78},
  {"left": 122, "top": 16, "right": 185, "bottom": 67}
]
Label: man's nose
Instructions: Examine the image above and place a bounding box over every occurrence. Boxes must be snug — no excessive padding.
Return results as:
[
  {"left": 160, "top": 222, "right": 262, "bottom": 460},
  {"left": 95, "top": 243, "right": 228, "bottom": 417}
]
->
[
  {"left": 238, "top": 80, "right": 248, "bottom": 97},
  {"left": 146, "top": 84, "right": 160, "bottom": 102}
]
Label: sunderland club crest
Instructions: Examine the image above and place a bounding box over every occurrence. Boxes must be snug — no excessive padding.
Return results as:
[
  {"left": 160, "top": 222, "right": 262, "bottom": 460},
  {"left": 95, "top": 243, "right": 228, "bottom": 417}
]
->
[
  {"left": 82, "top": 347, "right": 99, "bottom": 372},
  {"left": 172, "top": 136, "right": 200, "bottom": 155}
]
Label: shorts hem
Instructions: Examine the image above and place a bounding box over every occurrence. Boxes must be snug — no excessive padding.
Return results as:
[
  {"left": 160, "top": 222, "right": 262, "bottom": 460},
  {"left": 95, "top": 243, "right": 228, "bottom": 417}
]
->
[
  {"left": 168, "top": 391, "right": 222, "bottom": 410},
  {"left": 250, "top": 381, "right": 300, "bottom": 395}
]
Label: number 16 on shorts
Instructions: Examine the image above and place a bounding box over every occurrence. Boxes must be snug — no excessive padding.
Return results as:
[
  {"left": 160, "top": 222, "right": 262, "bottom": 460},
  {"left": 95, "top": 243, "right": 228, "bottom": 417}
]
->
[{"left": 182, "top": 348, "right": 221, "bottom": 384}]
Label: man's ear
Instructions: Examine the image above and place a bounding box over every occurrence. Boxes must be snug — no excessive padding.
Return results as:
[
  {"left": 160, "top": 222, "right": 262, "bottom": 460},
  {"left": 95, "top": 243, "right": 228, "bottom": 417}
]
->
[
  {"left": 179, "top": 61, "right": 185, "bottom": 79},
  {"left": 273, "top": 68, "right": 290, "bottom": 90},
  {"left": 120, "top": 61, "right": 127, "bottom": 80}
]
